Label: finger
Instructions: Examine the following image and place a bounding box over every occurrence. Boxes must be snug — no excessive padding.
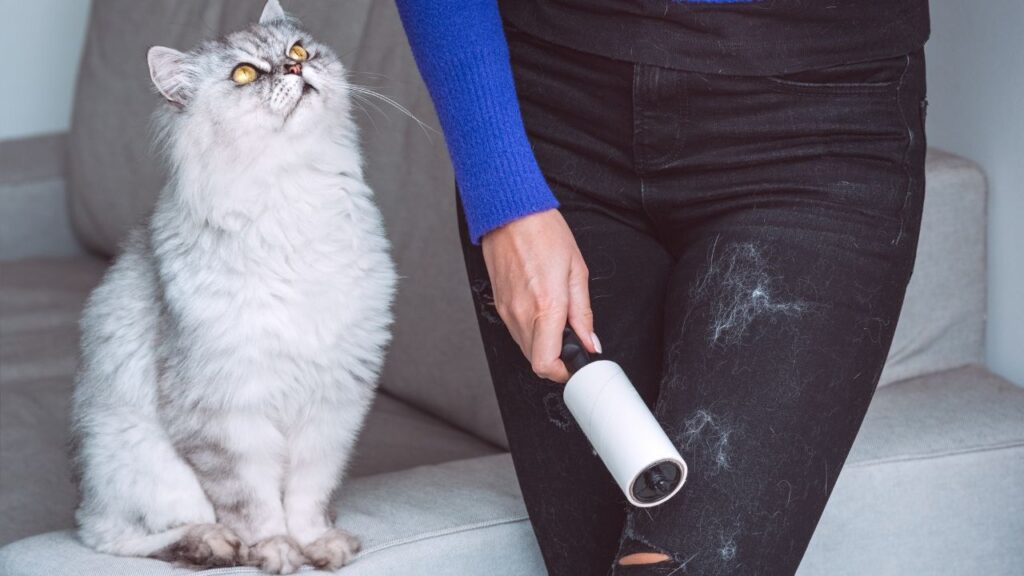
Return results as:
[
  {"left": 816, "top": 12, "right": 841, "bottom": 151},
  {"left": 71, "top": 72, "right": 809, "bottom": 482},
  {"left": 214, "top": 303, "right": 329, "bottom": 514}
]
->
[
  {"left": 566, "top": 258, "right": 598, "bottom": 354},
  {"left": 531, "top": 303, "right": 571, "bottom": 383}
]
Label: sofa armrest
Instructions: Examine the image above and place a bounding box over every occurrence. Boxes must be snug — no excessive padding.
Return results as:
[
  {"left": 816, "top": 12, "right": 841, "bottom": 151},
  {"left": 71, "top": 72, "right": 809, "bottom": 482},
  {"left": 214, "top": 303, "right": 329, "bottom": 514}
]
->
[
  {"left": 879, "top": 148, "right": 987, "bottom": 386},
  {"left": 0, "top": 134, "right": 82, "bottom": 261}
]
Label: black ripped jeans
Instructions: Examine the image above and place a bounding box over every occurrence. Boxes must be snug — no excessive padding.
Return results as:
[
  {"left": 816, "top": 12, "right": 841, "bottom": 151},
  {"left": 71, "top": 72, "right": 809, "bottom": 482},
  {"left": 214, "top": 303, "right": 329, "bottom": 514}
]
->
[{"left": 457, "top": 27, "right": 927, "bottom": 576}]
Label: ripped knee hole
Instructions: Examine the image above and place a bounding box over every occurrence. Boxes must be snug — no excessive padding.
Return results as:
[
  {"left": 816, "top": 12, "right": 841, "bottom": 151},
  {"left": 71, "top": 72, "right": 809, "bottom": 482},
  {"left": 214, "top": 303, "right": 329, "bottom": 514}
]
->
[{"left": 618, "top": 551, "right": 672, "bottom": 566}]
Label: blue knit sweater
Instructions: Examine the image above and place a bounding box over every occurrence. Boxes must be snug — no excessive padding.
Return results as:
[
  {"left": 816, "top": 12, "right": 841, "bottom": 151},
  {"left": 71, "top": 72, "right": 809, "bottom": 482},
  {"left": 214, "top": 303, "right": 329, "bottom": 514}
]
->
[
  {"left": 394, "top": 0, "right": 746, "bottom": 243},
  {"left": 393, "top": 0, "right": 556, "bottom": 244}
]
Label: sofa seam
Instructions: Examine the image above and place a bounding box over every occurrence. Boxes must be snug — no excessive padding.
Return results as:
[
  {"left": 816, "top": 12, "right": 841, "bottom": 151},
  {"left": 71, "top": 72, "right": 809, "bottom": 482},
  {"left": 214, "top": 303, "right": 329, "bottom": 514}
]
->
[
  {"left": 181, "top": 514, "right": 533, "bottom": 575},
  {"left": 355, "top": 514, "right": 532, "bottom": 557},
  {"left": 847, "top": 440, "right": 1024, "bottom": 469}
]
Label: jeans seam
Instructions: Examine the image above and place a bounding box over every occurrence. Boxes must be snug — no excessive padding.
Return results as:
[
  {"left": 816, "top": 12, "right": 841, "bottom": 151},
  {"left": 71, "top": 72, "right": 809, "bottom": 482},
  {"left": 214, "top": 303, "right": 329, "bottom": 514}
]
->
[
  {"left": 763, "top": 76, "right": 900, "bottom": 95},
  {"left": 632, "top": 63, "right": 658, "bottom": 228},
  {"left": 892, "top": 52, "right": 914, "bottom": 247},
  {"left": 632, "top": 63, "right": 645, "bottom": 175}
]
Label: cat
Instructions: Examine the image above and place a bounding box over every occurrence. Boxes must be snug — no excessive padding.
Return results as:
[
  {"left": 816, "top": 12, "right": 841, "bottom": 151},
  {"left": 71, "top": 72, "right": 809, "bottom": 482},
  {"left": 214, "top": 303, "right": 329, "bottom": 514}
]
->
[{"left": 69, "top": 1, "right": 397, "bottom": 573}]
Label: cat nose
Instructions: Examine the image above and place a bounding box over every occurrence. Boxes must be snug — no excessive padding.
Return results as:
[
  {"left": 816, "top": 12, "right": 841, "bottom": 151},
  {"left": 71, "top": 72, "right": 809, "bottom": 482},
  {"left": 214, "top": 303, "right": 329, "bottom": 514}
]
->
[{"left": 286, "top": 62, "right": 302, "bottom": 75}]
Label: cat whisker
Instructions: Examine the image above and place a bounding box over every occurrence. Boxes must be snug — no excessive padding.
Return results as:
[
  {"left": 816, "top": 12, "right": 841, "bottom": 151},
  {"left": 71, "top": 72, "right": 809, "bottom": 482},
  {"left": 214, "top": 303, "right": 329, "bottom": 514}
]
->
[
  {"left": 350, "top": 96, "right": 381, "bottom": 133},
  {"left": 345, "top": 84, "right": 438, "bottom": 142},
  {"left": 346, "top": 70, "right": 392, "bottom": 81},
  {"left": 351, "top": 92, "right": 391, "bottom": 124}
]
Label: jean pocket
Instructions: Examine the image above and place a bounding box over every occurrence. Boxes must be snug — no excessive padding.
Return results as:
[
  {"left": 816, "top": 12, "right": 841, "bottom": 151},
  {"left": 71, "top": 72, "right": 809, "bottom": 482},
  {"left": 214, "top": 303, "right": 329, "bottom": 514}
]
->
[{"left": 764, "top": 53, "right": 909, "bottom": 95}]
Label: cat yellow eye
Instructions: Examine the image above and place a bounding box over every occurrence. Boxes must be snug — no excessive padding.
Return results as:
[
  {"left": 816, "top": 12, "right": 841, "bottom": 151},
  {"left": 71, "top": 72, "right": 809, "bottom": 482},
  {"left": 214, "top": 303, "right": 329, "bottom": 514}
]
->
[
  {"left": 288, "top": 43, "right": 308, "bottom": 62},
  {"left": 231, "top": 64, "right": 259, "bottom": 85}
]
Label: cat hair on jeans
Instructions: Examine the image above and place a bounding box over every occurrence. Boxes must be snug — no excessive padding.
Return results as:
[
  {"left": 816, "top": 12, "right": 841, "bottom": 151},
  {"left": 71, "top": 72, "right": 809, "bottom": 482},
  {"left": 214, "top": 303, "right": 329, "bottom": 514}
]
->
[{"left": 69, "top": 1, "right": 397, "bottom": 573}]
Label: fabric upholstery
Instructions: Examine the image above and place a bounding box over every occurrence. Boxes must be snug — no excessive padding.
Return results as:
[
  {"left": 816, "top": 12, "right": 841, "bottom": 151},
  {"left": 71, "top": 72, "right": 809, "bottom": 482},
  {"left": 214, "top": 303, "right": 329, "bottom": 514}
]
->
[
  {"left": 2, "top": 365, "right": 1021, "bottom": 575},
  {"left": 0, "top": 455, "right": 541, "bottom": 576},
  {"left": 0, "top": 257, "right": 499, "bottom": 547},
  {"left": 67, "top": 0, "right": 504, "bottom": 446},
  {"left": 0, "top": 135, "right": 80, "bottom": 260},
  {"left": 0, "top": 257, "right": 105, "bottom": 545},
  {"left": 800, "top": 365, "right": 1024, "bottom": 575}
]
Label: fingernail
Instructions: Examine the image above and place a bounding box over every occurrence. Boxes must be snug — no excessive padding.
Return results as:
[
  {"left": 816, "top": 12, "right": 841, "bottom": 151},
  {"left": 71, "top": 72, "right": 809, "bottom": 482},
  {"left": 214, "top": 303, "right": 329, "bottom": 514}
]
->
[{"left": 591, "top": 333, "right": 603, "bottom": 354}]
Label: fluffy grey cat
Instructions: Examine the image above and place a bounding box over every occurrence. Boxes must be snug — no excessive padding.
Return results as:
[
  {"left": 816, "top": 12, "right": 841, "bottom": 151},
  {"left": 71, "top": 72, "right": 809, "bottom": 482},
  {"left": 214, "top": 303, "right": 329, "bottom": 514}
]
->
[{"left": 69, "top": 1, "right": 397, "bottom": 572}]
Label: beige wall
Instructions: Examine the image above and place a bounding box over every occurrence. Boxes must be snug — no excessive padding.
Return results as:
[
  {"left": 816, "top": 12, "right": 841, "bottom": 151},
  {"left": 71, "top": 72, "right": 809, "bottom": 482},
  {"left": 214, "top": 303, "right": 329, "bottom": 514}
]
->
[
  {"left": 926, "top": 0, "right": 1024, "bottom": 385},
  {"left": 0, "top": 0, "right": 91, "bottom": 140}
]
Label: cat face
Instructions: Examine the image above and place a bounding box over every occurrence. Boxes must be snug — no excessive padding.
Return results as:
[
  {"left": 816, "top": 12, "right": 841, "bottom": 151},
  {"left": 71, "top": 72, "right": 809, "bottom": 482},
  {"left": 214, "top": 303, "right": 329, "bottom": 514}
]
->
[{"left": 147, "top": 0, "right": 349, "bottom": 137}]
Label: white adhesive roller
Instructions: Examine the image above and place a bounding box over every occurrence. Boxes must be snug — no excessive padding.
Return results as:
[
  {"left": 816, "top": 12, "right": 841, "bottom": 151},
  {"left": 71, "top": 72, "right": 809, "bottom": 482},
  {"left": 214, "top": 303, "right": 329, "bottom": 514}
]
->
[{"left": 560, "top": 330, "right": 688, "bottom": 507}]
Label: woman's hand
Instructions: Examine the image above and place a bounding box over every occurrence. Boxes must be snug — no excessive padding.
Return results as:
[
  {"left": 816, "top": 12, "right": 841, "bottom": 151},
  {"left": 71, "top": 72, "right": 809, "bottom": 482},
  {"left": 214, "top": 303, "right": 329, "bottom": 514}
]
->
[{"left": 480, "top": 209, "right": 601, "bottom": 384}]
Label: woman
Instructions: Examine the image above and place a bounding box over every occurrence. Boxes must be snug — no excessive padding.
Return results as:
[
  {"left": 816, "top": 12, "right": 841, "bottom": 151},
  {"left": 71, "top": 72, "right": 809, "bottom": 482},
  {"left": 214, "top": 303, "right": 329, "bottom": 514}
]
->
[{"left": 395, "top": 1, "right": 929, "bottom": 574}]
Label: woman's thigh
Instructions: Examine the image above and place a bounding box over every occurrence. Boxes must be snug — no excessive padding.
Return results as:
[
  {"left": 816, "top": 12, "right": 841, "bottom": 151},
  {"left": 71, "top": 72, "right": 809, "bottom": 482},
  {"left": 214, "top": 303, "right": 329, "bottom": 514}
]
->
[{"left": 612, "top": 51, "right": 928, "bottom": 574}]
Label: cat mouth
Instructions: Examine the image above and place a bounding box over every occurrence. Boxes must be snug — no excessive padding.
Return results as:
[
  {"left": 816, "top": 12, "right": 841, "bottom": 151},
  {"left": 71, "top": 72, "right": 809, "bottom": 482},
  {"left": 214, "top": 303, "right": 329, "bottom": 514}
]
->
[{"left": 275, "top": 78, "right": 319, "bottom": 122}]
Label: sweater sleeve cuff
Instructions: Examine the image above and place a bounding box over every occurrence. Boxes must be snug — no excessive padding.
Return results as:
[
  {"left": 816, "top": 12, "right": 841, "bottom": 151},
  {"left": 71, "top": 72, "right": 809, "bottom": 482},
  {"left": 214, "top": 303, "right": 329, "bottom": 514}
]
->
[{"left": 461, "top": 166, "right": 560, "bottom": 244}]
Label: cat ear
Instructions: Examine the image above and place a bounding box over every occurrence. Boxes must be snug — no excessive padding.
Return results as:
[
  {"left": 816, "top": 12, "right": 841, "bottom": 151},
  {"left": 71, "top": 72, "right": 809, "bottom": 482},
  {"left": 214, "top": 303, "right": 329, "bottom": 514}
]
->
[
  {"left": 147, "top": 46, "right": 191, "bottom": 107},
  {"left": 260, "top": 0, "right": 287, "bottom": 25}
]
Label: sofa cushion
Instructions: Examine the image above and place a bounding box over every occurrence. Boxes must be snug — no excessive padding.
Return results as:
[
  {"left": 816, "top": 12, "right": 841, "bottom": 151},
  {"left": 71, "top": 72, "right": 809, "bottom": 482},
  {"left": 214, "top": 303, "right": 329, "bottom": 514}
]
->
[
  {"left": 0, "top": 257, "right": 499, "bottom": 546},
  {"left": 2, "top": 365, "right": 1021, "bottom": 575},
  {"left": 800, "top": 365, "right": 1024, "bottom": 575},
  {"left": 0, "top": 455, "right": 541, "bottom": 576},
  {"left": 68, "top": 0, "right": 504, "bottom": 446},
  {"left": 846, "top": 365, "right": 1022, "bottom": 464}
]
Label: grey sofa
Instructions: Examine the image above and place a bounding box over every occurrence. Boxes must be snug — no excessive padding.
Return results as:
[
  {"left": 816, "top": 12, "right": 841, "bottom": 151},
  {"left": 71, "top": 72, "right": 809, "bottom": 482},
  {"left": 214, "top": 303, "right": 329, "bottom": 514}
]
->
[{"left": 1, "top": 1, "right": 1022, "bottom": 574}]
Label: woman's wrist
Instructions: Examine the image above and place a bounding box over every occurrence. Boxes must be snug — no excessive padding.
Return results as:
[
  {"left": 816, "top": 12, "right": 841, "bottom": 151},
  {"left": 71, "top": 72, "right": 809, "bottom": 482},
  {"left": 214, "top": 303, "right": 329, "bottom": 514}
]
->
[{"left": 477, "top": 202, "right": 561, "bottom": 247}]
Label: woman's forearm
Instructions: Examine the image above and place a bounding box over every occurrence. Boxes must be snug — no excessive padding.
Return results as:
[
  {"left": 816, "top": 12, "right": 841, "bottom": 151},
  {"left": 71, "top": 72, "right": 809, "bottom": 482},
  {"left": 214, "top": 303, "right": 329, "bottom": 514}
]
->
[{"left": 394, "top": 0, "right": 558, "bottom": 244}]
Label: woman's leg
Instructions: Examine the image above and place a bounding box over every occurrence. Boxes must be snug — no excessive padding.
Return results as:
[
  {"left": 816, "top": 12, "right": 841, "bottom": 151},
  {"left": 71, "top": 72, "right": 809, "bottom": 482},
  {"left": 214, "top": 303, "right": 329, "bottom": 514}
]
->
[
  {"left": 611, "top": 51, "right": 928, "bottom": 574},
  {"left": 456, "top": 26, "right": 673, "bottom": 576}
]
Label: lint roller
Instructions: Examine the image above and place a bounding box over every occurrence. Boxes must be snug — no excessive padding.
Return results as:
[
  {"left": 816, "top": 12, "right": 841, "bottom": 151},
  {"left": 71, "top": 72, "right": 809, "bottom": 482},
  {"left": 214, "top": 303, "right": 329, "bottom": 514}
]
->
[{"left": 559, "top": 327, "right": 688, "bottom": 507}]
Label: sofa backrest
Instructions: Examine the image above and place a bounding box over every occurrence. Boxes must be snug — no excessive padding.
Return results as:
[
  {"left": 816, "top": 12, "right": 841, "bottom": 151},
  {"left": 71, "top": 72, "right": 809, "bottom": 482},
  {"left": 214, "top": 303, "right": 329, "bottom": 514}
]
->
[{"left": 67, "top": 1, "right": 986, "bottom": 448}]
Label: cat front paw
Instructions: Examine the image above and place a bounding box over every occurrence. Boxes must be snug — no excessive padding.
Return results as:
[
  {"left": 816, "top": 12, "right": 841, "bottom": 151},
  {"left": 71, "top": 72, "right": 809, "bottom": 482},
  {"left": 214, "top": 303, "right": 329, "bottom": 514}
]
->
[
  {"left": 247, "top": 535, "right": 305, "bottom": 574},
  {"left": 302, "top": 528, "right": 361, "bottom": 570},
  {"left": 170, "top": 523, "right": 248, "bottom": 567}
]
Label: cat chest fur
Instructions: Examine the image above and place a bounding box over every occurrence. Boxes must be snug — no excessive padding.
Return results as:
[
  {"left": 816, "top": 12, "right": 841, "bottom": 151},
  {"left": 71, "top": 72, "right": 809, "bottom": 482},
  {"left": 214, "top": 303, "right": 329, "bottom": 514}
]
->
[{"left": 152, "top": 180, "right": 396, "bottom": 409}]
